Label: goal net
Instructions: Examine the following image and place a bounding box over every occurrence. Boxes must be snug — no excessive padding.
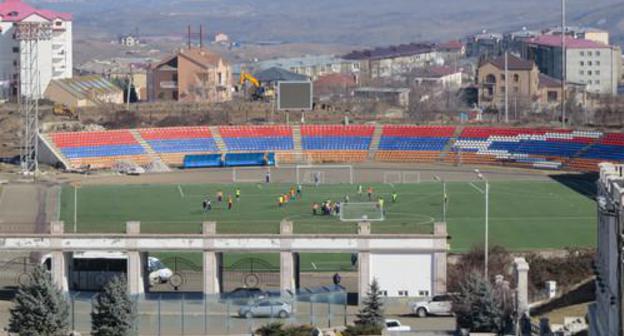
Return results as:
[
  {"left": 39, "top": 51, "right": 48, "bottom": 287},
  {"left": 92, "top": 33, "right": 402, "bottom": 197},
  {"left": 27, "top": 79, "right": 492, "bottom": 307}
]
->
[
  {"left": 383, "top": 171, "right": 402, "bottom": 185},
  {"left": 402, "top": 171, "right": 421, "bottom": 184},
  {"left": 340, "top": 202, "right": 385, "bottom": 222},
  {"left": 232, "top": 167, "right": 271, "bottom": 183},
  {"left": 296, "top": 165, "right": 353, "bottom": 185}
]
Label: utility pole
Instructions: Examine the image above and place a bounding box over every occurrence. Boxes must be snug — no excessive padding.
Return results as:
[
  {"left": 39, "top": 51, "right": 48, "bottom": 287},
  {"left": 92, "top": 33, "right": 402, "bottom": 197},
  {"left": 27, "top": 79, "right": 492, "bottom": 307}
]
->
[
  {"left": 561, "top": 0, "right": 567, "bottom": 127},
  {"left": 504, "top": 51, "right": 509, "bottom": 123}
]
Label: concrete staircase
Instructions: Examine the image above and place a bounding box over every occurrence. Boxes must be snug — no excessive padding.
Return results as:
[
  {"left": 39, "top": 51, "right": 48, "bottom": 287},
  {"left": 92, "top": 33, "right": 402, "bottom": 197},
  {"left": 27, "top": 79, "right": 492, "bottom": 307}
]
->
[
  {"left": 367, "top": 124, "right": 384, "bottom": 160},
  {"left": 130, "top": 130, "right": 159, "bottom": 161},
  {"left": 38, "top": 134, "right": 72, "bottom": 169},
  {"left": 438, "top": 125, "right": 464, "bottom": 161},
  {"left": 292, "top": 125, "right": 303, "bottom": 152},
  {"left": 210, "top": 126, "right": 227, "bottom": 152}
]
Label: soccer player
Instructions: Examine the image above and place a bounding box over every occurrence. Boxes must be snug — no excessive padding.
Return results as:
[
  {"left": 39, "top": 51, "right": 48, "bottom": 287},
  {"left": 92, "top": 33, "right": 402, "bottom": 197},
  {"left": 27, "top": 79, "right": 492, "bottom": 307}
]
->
[
  {"left": 227, "top": 195, "right": 233, "bottom": 210},
  {"left": 367, "top": 186, "right": 373, "bottom": 201},
  {"left": 378, "top": 196, "right": 385, "bottom": 215},
  {"left": 297, "top": 184, "right": 302, "bottom": 196},
  {"left": 344, "top": 194, "right": 350, "bottom": 203},
  {"left": 392, "top": 191, "right": 398, "bottom": 203},
  {"left": 202, "top": 199, "right": 208, "bottom": 213},
  {"left": 357, "top": 185, "right": 363, "bottom": 197},
  {"left": 312, "top": 202, "right": 319, "bottom": 215},
  {"left": 235, "top": 188, "right": 241, "bottom": 202},
  {"left": 314, "top": 172, "right": 321, "bottom": 187},
  {"left": 290, "top": 187, "right": 296, "bottom": 199},
  {"left": 278, "top": 195, "right": 284, "bottom": 207},
  {"left": 265, "top": 171, "right": 271, "bottom": 184},
  {"left": 217, "top": 190, "right": 223, "bottom": 203}
]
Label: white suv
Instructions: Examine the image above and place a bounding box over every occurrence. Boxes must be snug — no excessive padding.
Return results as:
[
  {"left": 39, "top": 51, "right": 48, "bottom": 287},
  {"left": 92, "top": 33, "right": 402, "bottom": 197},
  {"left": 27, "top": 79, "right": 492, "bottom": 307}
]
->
[{"left": 409, "top": 294, "right": 454, "bottom": 317}]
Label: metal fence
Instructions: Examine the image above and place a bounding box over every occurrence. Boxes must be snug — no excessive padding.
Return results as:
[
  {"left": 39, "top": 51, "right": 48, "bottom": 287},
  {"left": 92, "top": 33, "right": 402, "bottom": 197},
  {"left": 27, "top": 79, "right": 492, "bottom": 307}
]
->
[{"left": 67, "top": 290, "right": 347, "bottom": 335}]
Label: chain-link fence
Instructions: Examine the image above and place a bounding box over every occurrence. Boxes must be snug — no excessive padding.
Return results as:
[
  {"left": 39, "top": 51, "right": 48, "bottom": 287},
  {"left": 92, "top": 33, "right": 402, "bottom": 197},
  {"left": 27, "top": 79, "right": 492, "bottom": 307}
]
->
[{"left": 66, "top": 290, "right": 347, "bottom": 335}]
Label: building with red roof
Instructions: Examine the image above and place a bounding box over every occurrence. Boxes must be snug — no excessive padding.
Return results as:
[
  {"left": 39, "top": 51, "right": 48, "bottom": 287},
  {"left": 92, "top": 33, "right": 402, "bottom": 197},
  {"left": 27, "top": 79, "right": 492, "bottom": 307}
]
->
[
  {"left": 0, "top": 0, "right": 73, "bottom": 100},
  {"left": 521, "top": 35, "right": 621, "bottom": 95}
]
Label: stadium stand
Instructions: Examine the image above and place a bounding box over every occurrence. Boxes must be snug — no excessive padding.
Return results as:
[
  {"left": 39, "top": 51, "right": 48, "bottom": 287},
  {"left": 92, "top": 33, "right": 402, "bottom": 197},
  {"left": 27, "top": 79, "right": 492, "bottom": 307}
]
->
[
  {"left": 301, "top": 125, "right": 375, "bottom": 162},
  {"left": 43, "top": 125, "right": 624, "bottom": 171},
  {"left": 376, "top": 126, "right": 456, "bottom": 162},
  {"left": 219, "top": 126, "right": 294, "bottom": 151}
]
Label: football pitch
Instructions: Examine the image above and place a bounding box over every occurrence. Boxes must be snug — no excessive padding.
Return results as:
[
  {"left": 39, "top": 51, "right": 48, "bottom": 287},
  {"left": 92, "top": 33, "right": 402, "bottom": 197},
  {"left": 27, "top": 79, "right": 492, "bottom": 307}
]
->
[{"left": 59, "top": 179, "right": 597, "bottom": 252}]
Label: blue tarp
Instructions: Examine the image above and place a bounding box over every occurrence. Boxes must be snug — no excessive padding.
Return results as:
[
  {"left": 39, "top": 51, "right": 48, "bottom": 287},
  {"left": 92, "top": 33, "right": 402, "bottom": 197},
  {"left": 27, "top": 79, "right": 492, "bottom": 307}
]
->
[{"left": 183, "top": 154, "right": 222, "bottom": 169}]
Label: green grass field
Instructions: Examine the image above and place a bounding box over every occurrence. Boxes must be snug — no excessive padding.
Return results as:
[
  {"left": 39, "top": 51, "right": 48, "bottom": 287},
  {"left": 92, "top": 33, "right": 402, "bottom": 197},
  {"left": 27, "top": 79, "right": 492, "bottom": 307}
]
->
[{"left": 59, "top": 179, "right": 597, "bottom": 252}]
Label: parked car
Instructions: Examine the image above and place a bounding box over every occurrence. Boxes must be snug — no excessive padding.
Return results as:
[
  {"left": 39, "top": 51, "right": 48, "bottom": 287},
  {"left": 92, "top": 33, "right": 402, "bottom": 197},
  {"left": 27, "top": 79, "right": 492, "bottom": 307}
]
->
[
  {"left": 409, "top": 294, "right": 455, "bottom": 317},
  {"left": 238, "top": 299, "right": 293, "bottom": 318},
  {"left": 384, "top": 319, "right": 411, "bottom": 331},
  {"left": 221, "top": 288, "right": 267, "bottom": 304}
]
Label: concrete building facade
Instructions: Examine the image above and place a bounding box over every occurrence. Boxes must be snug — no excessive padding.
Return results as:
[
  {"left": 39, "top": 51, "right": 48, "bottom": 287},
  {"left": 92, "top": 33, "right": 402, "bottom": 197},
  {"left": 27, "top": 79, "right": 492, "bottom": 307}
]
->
[
  {"left": 589, "top": 162, "right": 624, "bottom": 336},
  {"left": 522, "top": 35, "right": 621, "bottom": 95},
  {"left": 251, "top": 55, "right": 360, "bottom": 81},
  {"left": 0, "top": 0, "right": 72, "bottom": 99},
  {"left": 148, "top": 47, "right": 232, "bottom": 103},
  {"left": 44, "top": 75, "right": 124, "bottom": 109},
  {"left": 477, "top": 54, "right": 540, "bottom": 109}
]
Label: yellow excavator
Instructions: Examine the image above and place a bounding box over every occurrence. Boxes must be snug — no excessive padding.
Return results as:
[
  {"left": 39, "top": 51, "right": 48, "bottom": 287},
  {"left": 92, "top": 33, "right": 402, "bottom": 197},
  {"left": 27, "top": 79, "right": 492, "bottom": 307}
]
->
[
  {"left": 239, "top": 72, "right": 274, "bottom": 101},
  {"left": 53, "top": 103, "right": 77, "bottom": 118}
]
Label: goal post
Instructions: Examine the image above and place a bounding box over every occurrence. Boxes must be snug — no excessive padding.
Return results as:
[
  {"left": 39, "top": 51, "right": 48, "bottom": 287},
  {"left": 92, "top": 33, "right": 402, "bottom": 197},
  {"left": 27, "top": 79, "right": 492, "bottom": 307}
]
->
[
  {"left": 382, "top": 171, "right": 421, "bottom": 184},
  {"left": 296, "top": 165, "right": 354, "bottom": 185},
  {"left": 383, "top": 171, "right": 402, "bottom": 185},
  {"left": 402, "top": 171, "right": 421, "bottom": 184},
  {"left": 232, "top": 166, "right": 271, "bottom": 183},
  {"left": 340, "top": 202, "right": 385, "bottom": 222}
]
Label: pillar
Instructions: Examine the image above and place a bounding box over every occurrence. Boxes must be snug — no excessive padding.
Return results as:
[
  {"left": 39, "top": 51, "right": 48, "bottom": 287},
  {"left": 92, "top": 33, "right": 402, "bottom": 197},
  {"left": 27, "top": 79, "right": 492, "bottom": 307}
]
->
[
  {"left": 514, "top": 257, "right": 530, "bottom": 317},
  {"left": 202, "top": 221, "right": 222, "bottom": 295},
  {"left": 433, "top": 222, "right": 448, "bottom": 295},
  {"left": 50, "top": 221, "right": 70, "bottom": 292},
  {"left": 357, "top": 221, "right": 371, "bottom": 305},
  {"left": 126, "top": 221, "right": 145, "bottom": 296},
  {"left": 280, "top": 220, "right": 296, "bottom": 293}
]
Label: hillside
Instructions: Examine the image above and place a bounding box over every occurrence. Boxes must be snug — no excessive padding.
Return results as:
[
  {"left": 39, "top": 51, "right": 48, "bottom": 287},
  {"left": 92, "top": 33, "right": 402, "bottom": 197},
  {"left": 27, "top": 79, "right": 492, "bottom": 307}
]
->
[{"left": 30, "top": 0, "right": 624, "bottom": 46}]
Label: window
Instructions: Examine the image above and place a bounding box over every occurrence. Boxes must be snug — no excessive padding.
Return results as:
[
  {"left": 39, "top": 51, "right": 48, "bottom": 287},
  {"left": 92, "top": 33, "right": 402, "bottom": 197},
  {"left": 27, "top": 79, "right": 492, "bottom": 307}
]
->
[
  {"left": 596, "top": 70, "right": 600, "bottom": 75},
  {"left": 579, "top": 61, "right": 584, "bottom": 66},
  {"left": 596, "top": 61, "right": 600, "bottom": 66},
  {"left": 588, "top": 61, "right": 593, "bottom": 66},
  {"left": 513, "top": 87, "right": 519, "bottom": 93},
  {"left": 588, "top": 51, "right": 593, "bottom": 56},
  {"left": 398, "top": 290, "right": 409, "bottom": 297},
  {"left": 513, "top": 74, "right": 519, "bottom": 82},
  {"left": 587, "top": 80, "right": 592, "bottom": 85},
  {"left": 501, "top": 86, "right": 506, "bottom": 93},
  {"left": 579, "top": 70, "right": 584, "bottom": 75},
  {"left": 55, "top": 21, "right": 62, "bottom": 27},
  {"left": 380, "top": 290, "right": 388, "bottom": 297},
  {"left": 595, "top": 50, "right": 601, "bottom": 56},
  {"left": 12, "top": 46, "right": 19, "bottom": 53},
  {"left": 418, "top": 290, "right": 429, "bottom": 297},
  {"left": 588, "top": 70, "right": 592, "bottom": 76},
  {"left": 580, "top": 51, "right": 585, "bottom": 56},
  {"left": 500, "top": 74, "right": 506, "bottom": 81},
  {"left": 547, "top": 91, "right": 558, "bottom": 102},
  {"left": 595, "top": 80, "right": 600, "bottom": 84},
  {"left": 386, "top": 321, "right": 400, "bottom": 328}
]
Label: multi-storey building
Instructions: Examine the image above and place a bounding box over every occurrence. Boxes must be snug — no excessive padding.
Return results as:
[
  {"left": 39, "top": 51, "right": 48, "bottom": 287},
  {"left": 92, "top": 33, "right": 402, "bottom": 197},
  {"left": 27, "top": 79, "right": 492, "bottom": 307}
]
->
[
  {"left": 250, "top": 55, "right": 360, "bottom": 81},
  {"left": 589, "top": 162, "right": 624, "bottom": 336},
  {"left": 343, "top": 43, "right": 439, "bottom": 80},
  {"left": 542, "top": 26, "right": 610, "bottom": 45},
  {"left": 522, "top": 35, "right": 621, "bottom": 95},
  {"left": 0, "top": 0, "right": 72, "bottom": 99},
  {"left": 148, "top": 47, "right": 232, "bottom": 103}
]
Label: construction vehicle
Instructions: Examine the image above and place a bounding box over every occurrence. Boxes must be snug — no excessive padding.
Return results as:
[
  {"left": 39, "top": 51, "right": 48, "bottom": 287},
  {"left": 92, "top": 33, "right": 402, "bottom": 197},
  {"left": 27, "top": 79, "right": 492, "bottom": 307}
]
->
[
  {"left": 53, "top": 104, "right": 77, "bottom": 118},
  {"left": 239, "top": 72, "right": 274, "bottom": 101}
]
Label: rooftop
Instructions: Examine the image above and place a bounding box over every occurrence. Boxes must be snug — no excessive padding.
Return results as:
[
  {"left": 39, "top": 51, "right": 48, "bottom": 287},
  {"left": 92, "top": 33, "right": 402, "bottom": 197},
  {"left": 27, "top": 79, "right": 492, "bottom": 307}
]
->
[
  {"left": 0, "top": 0, "right": 71, "bottom": 22},
  {"left": 253, "top": 67, "right": 309, "bottom": 82},
  {"left": 412, "top": 66, "right": 461, "bottom": 78},
  {"left": 355, "top": 87, "right": 410, "bottom": 93},
  {"left": 527, "top": 35, "right": 610, "bottom": 49},
  {"left": 255, "top": 54, "right": 357, "bottom": 71},
  {"left": 485, "top": 54, "right": 535, "bottom": 71},
  {"left": 343, "top": 43, "right": 436, "bottom": 61},
  {"left": 50, "top": 75, "right": 120, "bottom": 100},
  {"left": 538, "top": 73, "right": 562, "bottom": 88}
]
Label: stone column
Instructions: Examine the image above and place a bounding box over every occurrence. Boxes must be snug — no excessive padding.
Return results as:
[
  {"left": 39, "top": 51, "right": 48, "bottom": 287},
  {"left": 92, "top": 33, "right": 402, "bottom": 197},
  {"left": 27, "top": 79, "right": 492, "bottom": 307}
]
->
[
  {"left": 50, "top": 221, "right": 70, "bottom": 292},
  {"left": 280, "top": 220, "right": 295, "bottom": 293},
  {"left": 126, "top": 221, "right": 145, "bottom": 296},
  {"left": 202, "top": 222, "right": 222, "bottom": 295},
  {"left": 358, "top": 221, "right": 371, "bottom": 305},
  {"left": 433, "top": 222, "right": 448, "bottom": 295},
  {"left": 514, "top": 257, "right": 530, "bottom": 317}
]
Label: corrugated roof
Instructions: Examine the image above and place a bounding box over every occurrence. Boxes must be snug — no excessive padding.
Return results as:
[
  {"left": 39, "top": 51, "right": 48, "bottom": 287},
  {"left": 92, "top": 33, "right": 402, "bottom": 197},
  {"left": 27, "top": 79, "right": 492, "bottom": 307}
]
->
[
  {"left": 539, "top": 73, "right": 562, "bottom": 88},
  {"left": 0, "top": 0, "right": 71, "bottom": 22},
  {"left": 51, "top": 75, "right": 120, "bottom": 100}
]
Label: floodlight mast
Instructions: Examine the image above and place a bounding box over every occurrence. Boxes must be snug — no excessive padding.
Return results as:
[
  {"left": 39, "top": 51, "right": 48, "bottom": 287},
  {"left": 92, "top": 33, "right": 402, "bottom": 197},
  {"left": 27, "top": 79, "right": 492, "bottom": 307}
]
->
[{"left": 474, "top": 169, "right": 489, "bottom": 279}]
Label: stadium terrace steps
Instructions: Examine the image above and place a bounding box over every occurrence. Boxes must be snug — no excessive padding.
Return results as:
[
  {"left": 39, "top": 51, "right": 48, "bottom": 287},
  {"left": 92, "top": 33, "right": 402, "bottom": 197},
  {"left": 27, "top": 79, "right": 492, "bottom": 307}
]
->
[
  {"left": 367, "top": 124, "right": 384, "bottom": 160},
  {"left": 210, "top": 127, "right": 227, "bottom": 152},
  {"left": 438, "top": 125, "right": 464, "bottom": 161},
  {"left": 561, "top": 135, "right": 604, "bottom": 170},
  {"left": 130, "top": 129, "right": 160, "bottom": 162},
  {"left": 292, "top": 125, "right": 303, "bottom": 152}
]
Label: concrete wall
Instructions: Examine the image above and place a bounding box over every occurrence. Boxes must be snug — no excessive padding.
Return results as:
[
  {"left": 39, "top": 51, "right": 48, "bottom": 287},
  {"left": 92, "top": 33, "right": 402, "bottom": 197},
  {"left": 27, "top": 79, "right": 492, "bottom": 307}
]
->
[{"left": 370, "top": 253, "right": 432, "bottom": 297}]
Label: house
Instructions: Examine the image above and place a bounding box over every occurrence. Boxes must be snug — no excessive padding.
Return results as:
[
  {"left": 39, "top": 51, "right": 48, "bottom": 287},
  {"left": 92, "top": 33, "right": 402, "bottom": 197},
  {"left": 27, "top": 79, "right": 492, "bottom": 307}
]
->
[
  {"left": 214, "top": 32, "right": 229, "bottom": 44},
  {"left": 522, "top": 35, "right": 621, "bottom": 95},
  {"left": 0, "top": 0, "right": 72, "bottom": 99},
  {"left": 477, "top": 54, "right": 540, "bottom": 109},
  {"left": 437, "top": 40, "right": 466, "bottom": 63},
  {"left": 148, "top": 47, "right": 232, "bottom": 103},
  {"left": 410, "top": 66, "right": 463, "bottom": 89},
  {"left": 343, "top": 43, "right": 439, "bottom": 80},
  {"left": 251, "top": 55, "right": 360, "bottom": 80},
  {"left": 466, "top": 31, "right": 504, "bottom": 58},
  {"left": 44, "top": 75, "right": 123, "bottom": 109},
  {"left": 77, "top": 57, "right": 152, "bottom": 101},
  {"left": 119, "top": 34, "right": 140, "bottom": 47},
  {"left": 313, "top": 73, "right": 357, "bottom": 99},
  {"left": 354, "top": 87, "right": 410, "bottom": 108}
]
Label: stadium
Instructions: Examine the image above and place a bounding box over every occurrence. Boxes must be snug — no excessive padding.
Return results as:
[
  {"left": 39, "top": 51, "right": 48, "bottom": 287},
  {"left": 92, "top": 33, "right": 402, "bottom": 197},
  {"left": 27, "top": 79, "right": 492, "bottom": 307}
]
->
[{"left": 1, "top": 123, "right": 620, "bottom": 334}]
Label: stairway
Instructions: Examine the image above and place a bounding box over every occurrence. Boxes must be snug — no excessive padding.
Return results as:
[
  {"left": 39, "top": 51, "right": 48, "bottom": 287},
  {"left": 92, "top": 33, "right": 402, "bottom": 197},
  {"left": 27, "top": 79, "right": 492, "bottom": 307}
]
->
[
  {"left": 130, "top": 130, "right": 159, "bottom": 161},
  {"left": 438, "top": 125, "right": 464, "bottom": 161},
  {"left": 292, "top": 125, "right": 303, "bottom": 152},
  {"left": 561, "top": 136, "right": 602, "bottom": 169},
  {"left": 210, "top": 126, "right": 227, "bottom": 152},
  {"left": 367, "top": 124, "right": 384, "bottom": 160}
]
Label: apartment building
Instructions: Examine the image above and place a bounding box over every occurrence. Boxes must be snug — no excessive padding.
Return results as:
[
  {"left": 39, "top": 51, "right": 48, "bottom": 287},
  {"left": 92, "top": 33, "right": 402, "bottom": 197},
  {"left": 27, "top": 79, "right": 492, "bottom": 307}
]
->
[
  {"left": 523, "top": 35, "right": 621, "bottom": 95},
  {"left": 0, "top": 0, "right": 72, "bottom": 99},
  {"left": 252, "top": 55, "right": 360, "bottom": 81},
  {"left": 343, "top": 43, "right": 439, "bottom": 80}
]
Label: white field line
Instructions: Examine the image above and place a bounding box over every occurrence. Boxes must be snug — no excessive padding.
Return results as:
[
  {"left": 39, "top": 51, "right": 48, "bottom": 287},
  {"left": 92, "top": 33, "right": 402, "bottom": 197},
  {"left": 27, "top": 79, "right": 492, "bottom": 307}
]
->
[
  {"left": 468, "top": 182, "right": 485, "bottom": 194},
  {"left": 177, "top": 185, "right": 185, "bottom": 198}
]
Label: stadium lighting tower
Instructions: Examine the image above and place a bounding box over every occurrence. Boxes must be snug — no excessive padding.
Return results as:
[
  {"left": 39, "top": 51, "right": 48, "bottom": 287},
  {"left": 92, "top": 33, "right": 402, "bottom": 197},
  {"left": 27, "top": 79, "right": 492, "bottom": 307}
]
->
[
  {"left": 433, "top": 175, "right": 447, "bottom": 223},
  {"left": 474, "top": 169, "right": 490, "bottom": 279}
]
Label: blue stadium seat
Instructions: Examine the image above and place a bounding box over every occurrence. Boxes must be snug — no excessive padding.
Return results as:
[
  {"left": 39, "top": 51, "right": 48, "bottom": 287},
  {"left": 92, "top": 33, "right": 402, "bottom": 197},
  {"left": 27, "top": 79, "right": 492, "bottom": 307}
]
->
[
  {"left": 302, "top": 136, "right": 372, "bottom": 150},
  {"left": 223, "top": 137, "right": 293, "bottom": 151},
  {"left": 378, "top": 137, "right": 449, "bottom": 151},
  {"left": 148, "top": 138, "right": 218, "bottom": 153},
  {"left": 61, "top": 144, "right": 145, "bottom": 159}
]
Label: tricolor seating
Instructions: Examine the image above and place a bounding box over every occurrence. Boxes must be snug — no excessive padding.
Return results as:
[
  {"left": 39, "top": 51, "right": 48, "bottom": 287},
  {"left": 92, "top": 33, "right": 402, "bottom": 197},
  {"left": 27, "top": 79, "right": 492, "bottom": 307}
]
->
[
  {"left": 139, "top": 127, "right": 218, "bottom": 165},
  {"left": 302, "top": 125, "right": 375, "bottom": 162},
  {"left": 220, "top": 126, "right": 293, "bottom": 151},
  {"left": 376, "top": 126, "right": 455, "bottom": 162}
]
